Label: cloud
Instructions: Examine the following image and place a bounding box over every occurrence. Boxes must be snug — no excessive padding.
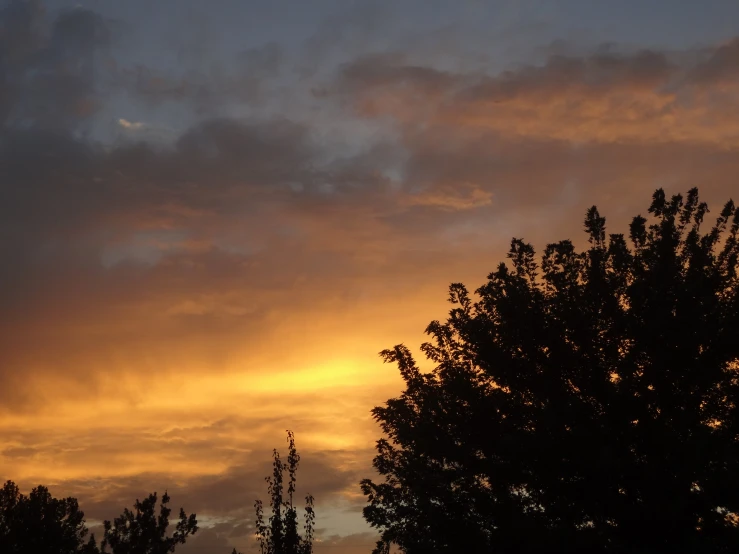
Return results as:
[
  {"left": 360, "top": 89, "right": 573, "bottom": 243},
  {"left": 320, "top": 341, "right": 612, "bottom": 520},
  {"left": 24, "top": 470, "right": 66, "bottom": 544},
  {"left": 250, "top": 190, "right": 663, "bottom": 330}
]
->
[
  {"left": 336, "top": 42, "right": 739, "bottom": 147},
  {"left": 0, "top": 2, "right": 112, "bottom": 130},
  {"left": 687, "top": 37, "right": 739, "bottom": 85},
  {"left": 117, "top": 118, "right": 144, "bottom": 129},
  {"left": 402, "top": 182, "right": 494, "bottom": 211}
]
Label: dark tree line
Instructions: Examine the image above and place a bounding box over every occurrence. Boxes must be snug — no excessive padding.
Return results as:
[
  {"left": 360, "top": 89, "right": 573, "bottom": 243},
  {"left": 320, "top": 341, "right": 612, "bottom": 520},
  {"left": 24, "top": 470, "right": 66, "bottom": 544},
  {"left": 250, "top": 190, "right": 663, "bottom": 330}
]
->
[
  {"left": 1, "top": 432, "right": 314, "bottom": 554},
  {"left": 0, "top": 481, "right": 196, "bottom": 554},
  {"left": 361, "top": 188, "right": 739, "bottom": 553}
]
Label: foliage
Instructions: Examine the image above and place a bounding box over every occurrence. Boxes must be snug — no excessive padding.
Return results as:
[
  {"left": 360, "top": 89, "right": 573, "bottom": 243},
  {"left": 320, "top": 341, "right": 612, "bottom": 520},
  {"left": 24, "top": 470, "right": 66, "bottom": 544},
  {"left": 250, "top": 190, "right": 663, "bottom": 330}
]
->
[
  {"left": 0, "top": 480, "right": 99, "bottom": 554},
  {"left": 99, "top": 491, "right": 197, "bottom": 554},
  {"left": 251, "top": 430, "right": 315, "bottom": 554},
  {"left": 0, "top": 481, "right": 198, "bottom": 554},
  {"left": 361, "top": 188, "right": 739, "bottom": 553}
]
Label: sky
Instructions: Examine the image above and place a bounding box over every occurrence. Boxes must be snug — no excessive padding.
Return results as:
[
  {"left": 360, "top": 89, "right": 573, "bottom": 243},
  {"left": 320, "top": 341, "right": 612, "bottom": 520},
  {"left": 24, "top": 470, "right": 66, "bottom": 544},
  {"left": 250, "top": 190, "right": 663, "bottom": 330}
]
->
[{"left": 2, "top": 0, "right": 739, "bottom": 551}]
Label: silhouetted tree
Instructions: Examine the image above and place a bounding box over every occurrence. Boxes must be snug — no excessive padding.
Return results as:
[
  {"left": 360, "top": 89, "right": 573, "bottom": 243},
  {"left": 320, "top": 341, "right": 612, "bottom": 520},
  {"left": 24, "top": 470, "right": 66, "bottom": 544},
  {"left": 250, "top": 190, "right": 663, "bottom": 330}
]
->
[
  {"left": 251, "top": 431, "right": 315, "bottom": 554},
  {"left": 0, "top": 480, "right": 99, "bottom": 554},
  {"left": 100, "top": 491, "right": 197, "bottom": 554},
  {"left": 362, "top": 188, "right": 739, "bottom": 553}
]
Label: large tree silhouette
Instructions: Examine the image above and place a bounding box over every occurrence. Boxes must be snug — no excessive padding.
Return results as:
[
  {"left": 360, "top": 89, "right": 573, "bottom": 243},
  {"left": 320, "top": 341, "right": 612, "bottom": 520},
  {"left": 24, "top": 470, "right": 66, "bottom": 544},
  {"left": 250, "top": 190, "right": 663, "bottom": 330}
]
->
[{"left": 361, "top": 188, "right": 739, "bottom": 554}]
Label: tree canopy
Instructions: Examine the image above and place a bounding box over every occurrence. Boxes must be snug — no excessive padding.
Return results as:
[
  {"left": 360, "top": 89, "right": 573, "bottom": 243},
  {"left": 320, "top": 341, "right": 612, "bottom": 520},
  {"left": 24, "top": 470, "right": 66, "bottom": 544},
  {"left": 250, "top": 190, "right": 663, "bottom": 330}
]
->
[
  {"left": 361, "top": 188, "right": 739, "bottom": 553},
  {"left": 100, "top": 491, "right": 197, "bottom": 554},
  {"left": 0, "top": 480, "right": 196, "bottom": 554},
  {"left": 0, "top": 480, "right": 98, "bottom": 554}
]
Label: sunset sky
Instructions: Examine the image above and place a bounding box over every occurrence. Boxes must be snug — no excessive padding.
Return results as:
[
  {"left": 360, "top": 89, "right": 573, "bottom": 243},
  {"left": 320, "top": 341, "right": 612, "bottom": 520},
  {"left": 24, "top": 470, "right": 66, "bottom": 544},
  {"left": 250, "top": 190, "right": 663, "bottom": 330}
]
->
[{"left": 3, "top": 0, "right": 739, "bottom": 551}]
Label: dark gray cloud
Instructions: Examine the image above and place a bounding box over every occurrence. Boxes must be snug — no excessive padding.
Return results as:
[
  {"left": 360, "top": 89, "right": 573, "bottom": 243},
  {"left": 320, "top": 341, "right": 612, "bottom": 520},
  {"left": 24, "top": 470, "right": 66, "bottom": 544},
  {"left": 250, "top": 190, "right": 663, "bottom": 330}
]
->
[
  {"left": 688, "top": 37, "right": 739, "bottom": 84},
  {"left": 0, "top": 1, "right": 112, "bottom": 130},
  {"left": 337, "top": 41, "right": 703, "bottom": 103}
]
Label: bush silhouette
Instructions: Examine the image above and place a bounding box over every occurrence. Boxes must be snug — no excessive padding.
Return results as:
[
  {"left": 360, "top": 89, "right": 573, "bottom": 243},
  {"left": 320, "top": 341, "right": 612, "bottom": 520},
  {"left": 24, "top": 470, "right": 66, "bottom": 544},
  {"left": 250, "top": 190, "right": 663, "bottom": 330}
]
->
[{"left": 248, "top": 430, "right": 315, "bottom": 554}]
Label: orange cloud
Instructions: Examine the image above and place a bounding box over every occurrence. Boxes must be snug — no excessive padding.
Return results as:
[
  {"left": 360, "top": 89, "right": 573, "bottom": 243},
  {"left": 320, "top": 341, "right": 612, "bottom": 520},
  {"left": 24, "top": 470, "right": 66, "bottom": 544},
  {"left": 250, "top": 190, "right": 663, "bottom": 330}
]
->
[{"left": 339, "top": 44, "right": 739, "bottom": 147}]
